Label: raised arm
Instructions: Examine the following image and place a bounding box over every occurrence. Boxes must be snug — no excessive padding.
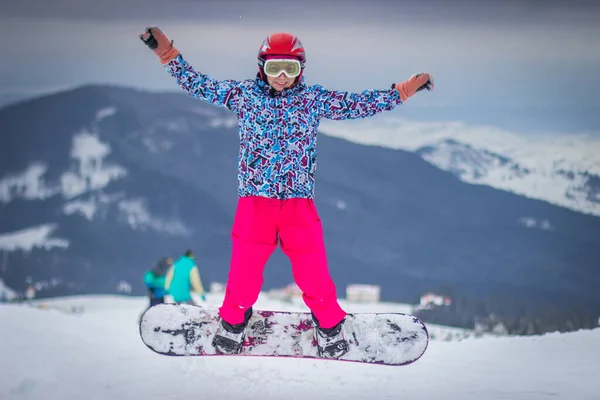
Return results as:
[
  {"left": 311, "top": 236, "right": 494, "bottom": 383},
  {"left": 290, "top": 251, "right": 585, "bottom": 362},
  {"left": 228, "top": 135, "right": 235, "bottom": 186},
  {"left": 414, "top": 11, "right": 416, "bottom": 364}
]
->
[
  {"left": 164, "top": 266, "right": 174, "bottom": 292},
  {"left": 316, "top": 73, "right": 434, "bottom": 120},
  {"left": 316, "top": 86, "right": 402, "bottom": 120},
  {"left": 189, "top": 267, "right": 206, "bottom": 296},
  {"left": 140, "top": 27, "right": 242, "bottom": 112}
]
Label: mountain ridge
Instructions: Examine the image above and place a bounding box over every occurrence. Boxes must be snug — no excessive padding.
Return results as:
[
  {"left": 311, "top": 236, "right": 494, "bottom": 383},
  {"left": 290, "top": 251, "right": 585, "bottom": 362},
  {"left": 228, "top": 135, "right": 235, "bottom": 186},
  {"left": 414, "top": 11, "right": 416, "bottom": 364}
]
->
[{"left": 1, "top": 84, "right": 598, "bottom": 313}]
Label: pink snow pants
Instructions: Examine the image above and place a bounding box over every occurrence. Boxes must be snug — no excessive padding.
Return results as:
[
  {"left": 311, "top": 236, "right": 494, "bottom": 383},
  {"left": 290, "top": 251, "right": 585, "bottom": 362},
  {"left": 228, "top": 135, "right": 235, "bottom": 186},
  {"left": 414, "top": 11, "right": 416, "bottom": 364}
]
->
[{"left": 219, "top": 196, "right": 347, "bottom": 329}]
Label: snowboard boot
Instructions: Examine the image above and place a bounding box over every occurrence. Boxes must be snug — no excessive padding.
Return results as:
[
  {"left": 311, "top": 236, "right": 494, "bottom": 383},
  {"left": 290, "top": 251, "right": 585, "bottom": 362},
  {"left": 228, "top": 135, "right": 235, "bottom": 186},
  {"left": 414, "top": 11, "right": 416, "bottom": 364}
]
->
[
  {"left": 312, "top": 314, "right": 349, "bottom": 359},
  {"left": 212, "top": 307, "right": 253, "bottom": 355}
]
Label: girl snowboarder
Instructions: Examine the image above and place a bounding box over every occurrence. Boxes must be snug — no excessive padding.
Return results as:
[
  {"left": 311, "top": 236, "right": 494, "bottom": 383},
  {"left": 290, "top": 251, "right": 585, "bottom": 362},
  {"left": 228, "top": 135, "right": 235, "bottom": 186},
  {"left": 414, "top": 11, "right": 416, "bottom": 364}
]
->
[{"left": 140, "top": 27, "right": 433, "bottom": 358}]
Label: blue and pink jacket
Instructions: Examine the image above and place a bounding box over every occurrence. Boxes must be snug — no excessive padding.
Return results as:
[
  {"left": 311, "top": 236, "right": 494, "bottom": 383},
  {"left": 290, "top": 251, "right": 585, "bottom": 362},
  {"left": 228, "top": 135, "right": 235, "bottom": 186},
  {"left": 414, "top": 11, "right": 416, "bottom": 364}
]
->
[{"left": 165, "top": 54, "right": 403, "bottom": 200}]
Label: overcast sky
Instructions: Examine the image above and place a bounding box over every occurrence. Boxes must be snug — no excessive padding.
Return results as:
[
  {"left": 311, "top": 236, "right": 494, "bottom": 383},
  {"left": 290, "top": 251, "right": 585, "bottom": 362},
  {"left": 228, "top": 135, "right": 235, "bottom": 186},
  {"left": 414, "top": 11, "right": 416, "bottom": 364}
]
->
[{"left": 1, "top": 0, "right": 600, "bottom": 112}]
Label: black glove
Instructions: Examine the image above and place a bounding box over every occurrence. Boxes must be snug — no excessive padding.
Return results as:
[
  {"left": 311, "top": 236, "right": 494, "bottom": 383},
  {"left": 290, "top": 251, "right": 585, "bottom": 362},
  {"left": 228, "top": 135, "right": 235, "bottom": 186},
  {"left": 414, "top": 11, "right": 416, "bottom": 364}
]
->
[{"left": 140, "top": 27, "right": 159, "bottom": 50}]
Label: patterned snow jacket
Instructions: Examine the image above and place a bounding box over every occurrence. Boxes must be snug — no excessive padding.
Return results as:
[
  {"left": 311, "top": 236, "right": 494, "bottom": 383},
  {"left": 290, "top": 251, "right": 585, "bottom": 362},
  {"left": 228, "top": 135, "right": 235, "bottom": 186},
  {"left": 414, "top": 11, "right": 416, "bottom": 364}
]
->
[{"left": 165, "top": 54, "right": 403, "bottom": 199}]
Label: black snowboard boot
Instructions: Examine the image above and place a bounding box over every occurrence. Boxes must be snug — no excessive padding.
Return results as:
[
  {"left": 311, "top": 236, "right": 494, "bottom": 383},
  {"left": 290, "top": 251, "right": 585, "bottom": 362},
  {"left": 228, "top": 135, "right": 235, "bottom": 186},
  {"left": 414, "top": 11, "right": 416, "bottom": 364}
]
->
[
  {"left": 312, "top": 314, "right": 349, "bottom": 359},
  {"left": 212, "top": 308, "right": 253, "bottom": 355}
]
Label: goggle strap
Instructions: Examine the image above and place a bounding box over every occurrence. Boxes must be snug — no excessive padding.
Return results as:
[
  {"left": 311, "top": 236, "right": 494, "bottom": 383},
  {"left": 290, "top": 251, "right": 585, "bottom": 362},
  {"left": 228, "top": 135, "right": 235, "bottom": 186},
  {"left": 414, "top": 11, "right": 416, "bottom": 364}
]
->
[{"left": 258, "top": 57, "right": 305, "bottom": 69}]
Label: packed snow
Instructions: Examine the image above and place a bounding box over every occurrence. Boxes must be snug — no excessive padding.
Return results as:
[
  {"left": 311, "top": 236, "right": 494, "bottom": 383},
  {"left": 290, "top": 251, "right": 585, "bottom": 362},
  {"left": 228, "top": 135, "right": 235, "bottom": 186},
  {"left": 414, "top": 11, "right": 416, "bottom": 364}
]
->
[{"left": 1, "top": 292, "right": 598, "bottom": 400}]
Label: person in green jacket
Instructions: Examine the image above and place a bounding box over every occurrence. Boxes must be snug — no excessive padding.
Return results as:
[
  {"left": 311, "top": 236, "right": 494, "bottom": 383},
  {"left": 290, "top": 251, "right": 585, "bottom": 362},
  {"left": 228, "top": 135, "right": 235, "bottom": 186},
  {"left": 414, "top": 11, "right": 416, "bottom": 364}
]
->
[
  {"left": 144, "top": 257, "right": 172, "bottom": 307},
  {"left": 165, "top": 250, "right": 206, "bottom": 304}
]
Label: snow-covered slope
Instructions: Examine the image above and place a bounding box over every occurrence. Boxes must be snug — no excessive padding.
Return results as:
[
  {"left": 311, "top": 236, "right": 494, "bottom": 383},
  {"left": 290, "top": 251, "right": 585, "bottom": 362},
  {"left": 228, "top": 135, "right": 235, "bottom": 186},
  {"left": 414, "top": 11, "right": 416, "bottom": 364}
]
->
[
  {"left": 320, "top": 117, "right": 600, "bottom": 217},
  {"left": 1, "top": 294, "right": 598, "bottom": 400}
]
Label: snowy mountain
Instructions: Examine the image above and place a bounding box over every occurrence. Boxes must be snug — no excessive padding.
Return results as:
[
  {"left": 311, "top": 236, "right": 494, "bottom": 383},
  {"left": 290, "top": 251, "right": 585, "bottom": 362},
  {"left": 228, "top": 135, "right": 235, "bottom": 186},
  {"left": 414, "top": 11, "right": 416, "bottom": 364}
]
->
[
  {"left": 1, "top": 85, "right": 600, "bottom": 316},
  {"left": 319, "top": 116, "right": 600, "bottom": 217},
  {"left": 1, "top": 294, "right": 598, "bottom": 400},
  {"left": 0, "top": 92, "right": 30, "bottom": 109}
]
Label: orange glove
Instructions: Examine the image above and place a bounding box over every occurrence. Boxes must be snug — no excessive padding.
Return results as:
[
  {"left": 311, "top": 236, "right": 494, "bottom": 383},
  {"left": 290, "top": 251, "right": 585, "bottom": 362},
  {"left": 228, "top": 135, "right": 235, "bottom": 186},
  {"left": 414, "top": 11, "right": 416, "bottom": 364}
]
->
[
  {"left": 395, "top": 73, "right": 434, "bottom": 102},
  {"left": 140, "top": 27, "right": 180, "bottom": 64}
]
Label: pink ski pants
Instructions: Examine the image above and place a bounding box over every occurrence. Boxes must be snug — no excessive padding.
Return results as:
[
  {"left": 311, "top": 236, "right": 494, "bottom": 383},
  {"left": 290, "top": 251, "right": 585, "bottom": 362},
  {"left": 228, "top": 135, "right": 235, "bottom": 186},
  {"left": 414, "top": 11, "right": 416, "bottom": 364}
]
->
[{"left": 219, "top": 196, "right": 346, "bottom": 329}]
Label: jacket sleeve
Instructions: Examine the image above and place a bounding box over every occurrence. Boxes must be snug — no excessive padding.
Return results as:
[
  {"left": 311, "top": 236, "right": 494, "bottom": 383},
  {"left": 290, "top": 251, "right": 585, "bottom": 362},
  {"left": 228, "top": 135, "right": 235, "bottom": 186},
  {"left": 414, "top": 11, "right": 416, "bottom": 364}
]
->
[
  {"left": 315, "top": 85, "right": 402, "bottom": 120},
  {"left": 165, "top": 54, "right": 242, "bottom": 113},
  {"left": 143, "top": 271, "right": 154, "bottom": 288},
  {"left": 164, "top": 266, "right": 174, "bottom": 291},
  {"left": 189, "top": 267, "right": 205, "bottom": 295}
]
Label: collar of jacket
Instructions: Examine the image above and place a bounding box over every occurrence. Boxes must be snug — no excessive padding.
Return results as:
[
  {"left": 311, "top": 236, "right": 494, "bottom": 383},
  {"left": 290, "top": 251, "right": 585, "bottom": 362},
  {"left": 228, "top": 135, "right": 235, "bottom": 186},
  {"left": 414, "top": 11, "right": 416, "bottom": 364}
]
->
[{"left": 255, "top": 74, "right": 306, "bottom": 97}]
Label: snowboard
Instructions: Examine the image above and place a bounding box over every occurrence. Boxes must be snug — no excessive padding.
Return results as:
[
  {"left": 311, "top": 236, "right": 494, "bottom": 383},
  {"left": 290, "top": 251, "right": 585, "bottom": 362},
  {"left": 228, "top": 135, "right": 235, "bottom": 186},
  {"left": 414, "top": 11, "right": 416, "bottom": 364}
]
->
[{"left": 139, "top": 303, "right": 429, "bottom": 366}]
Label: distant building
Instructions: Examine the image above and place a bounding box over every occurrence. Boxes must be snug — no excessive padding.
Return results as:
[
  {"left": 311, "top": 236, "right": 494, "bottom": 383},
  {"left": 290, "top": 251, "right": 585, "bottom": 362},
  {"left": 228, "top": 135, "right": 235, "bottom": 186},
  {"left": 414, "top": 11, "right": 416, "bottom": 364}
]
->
[
  {"left": 116, "top": 281, "right": 132, "bottom": 294},
  {"left": 25, "top": 285, "right": 36, "bottom": 301},
  {"left": 210, "top": 282, "right": 225, "bottom": 294},
  {"left": 419, "top": 293, "right": 452, "bottom": 309},
  {"left": 283, "top": 283, "right": 303, "bottom": 298},
  {"left": 475, "top": 316, "right": 509, "bottom": 336},
  {"left": 267, "top": 282, "right": 303, "bottom": 303},
  {"left": 346, "top": 284, "right": 381, "bottom": 303}
]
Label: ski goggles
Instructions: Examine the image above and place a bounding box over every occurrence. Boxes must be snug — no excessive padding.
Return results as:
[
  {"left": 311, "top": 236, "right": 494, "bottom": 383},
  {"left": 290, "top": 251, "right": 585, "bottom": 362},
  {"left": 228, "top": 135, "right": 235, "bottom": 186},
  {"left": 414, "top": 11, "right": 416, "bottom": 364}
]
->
[{"left": 263, "top": 58, "right": 302, "bottom": 78}]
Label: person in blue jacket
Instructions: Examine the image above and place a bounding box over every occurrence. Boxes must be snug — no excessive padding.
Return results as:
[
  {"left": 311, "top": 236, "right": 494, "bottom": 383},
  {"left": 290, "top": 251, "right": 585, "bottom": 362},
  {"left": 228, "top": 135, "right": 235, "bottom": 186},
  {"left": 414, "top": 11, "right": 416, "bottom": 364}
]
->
[
  {"left": 144, "top": 257, "right": 172, "bottom": 307},
  {"left": 165, "top": 249, "right": 207, "bottom": 304}
]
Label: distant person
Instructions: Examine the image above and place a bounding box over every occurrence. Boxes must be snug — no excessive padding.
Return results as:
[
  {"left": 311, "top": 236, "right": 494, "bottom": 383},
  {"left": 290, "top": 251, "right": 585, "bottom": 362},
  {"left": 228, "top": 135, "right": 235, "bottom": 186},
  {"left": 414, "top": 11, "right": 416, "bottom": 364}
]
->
[
  {"left": 144, "top": 257, "right": 172, "bottom": 307},
  {"left": 165, "top": 250, "right": 207, "bottom": 305}
]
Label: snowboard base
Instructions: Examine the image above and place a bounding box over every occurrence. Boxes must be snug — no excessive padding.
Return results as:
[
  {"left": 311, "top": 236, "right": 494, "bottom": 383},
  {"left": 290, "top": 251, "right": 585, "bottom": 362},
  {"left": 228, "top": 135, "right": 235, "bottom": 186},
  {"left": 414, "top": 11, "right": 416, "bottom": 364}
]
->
[{"left": 139, "top": 303, "right": 429, "bottom": 366}]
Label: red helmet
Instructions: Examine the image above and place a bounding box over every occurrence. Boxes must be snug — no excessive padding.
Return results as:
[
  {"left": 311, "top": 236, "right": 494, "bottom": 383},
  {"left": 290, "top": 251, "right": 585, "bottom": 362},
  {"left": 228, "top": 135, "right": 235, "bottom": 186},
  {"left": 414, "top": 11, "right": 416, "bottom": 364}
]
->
[{"left": 257, "top": 32, "right": 306, "bottom": 81}]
